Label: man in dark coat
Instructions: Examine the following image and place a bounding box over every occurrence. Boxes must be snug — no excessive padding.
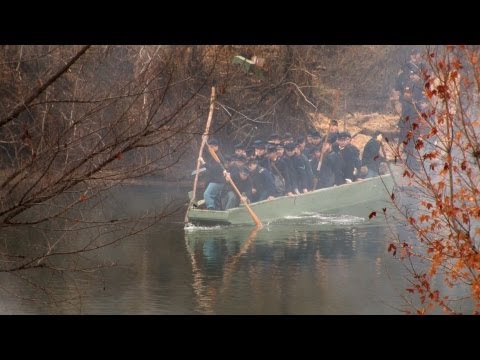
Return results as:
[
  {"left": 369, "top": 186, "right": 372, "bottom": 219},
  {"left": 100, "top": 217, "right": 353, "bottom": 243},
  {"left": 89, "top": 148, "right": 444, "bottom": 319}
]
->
[
  {"left": 311, "top": 142, "right": 344, "bottom": 189},
  {"left": 296, "top": 137, "right": 314, "bottom": 191},
  {"left": 304, "top": 130, "right": 322, "bottom": 159},
  {"left": 336, "top": 132, "right": 361, "bottom": 182},
  {"left": 361, "top": 131, "right": 385, "bottom": 178},
  {"left": 394, "top": 50, "right": 426, "bottom": 170},
  {"left": 246, "top": 159, "right": 277, "bottom": 202},
  {"left": 233, "top": 143, "right": 246, "bottom": 158},
  {"left": 253, "top": 140, "right": 269, "bottom": 169},
  {"left": 274, "top": 144, "right": 294, "bottom": 196},
  {"left": 224, "top": 166, "right": 253, "bottom": 209}
]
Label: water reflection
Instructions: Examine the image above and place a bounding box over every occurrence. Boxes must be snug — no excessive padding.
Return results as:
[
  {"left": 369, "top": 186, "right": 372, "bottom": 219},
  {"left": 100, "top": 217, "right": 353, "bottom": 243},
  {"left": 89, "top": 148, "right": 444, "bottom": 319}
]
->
[
  {"left": 184, "top": 218, "right": 405, "bottom": 314},
  {"left": 4, "top": 182, "right": 473, "bottom": 314},
  {"left": 0, "top": 193, "right": 409, "bottom": 314}
]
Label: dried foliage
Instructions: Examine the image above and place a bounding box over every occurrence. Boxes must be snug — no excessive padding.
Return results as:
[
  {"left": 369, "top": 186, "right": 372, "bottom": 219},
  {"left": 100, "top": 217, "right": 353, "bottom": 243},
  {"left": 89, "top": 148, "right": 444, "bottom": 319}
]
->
[
  {"left": 168, "top": 45, "right": 411, "bottom": 152},
  {"left": 0, "top": 45, "right": 213, "bottom": 304},
  {"left": 384, "top": 45, "right": 480, "bottom": 314}
]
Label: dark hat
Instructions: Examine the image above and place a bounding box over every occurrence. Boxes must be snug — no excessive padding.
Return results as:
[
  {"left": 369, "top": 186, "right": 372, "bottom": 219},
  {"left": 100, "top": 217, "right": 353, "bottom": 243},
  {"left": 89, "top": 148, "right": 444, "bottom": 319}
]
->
[
  {"left": 327, "top": 133, "right": 338, "bottom": 144},
  {"left": 207, "top": 138, "right": 219, "bottom": 146},
  {"left": 311, "top": 131, "right": 321, "bottom": 138},
  {"left": 246, "top": 158, "right": 257, "bottom": 166},
  {"left": 253, "top": 140, "right": 265, "bottom": 149},
  {"left": 284, "top": 142, "right": 297, "bottom": 151},
  {"left": 268, "top": 133, "right": 280, "bottom": 141},
  {"left": 337, "top": 131, "right": 351, "bottom": 139},
  {"left": 234, "top": 143, "right": 245, "bottom": 150},
  {"left": 266, "top": 144, "right": 277, "bottom": 153},
  {"left": 239, "top": 166, "right": 250, "bottom": 175},
  {"left": 296, "top": 136, "right": 305, "bottom": 144},
  {"left": 232, "top": 154, "right": 247, "bottom": 162}
]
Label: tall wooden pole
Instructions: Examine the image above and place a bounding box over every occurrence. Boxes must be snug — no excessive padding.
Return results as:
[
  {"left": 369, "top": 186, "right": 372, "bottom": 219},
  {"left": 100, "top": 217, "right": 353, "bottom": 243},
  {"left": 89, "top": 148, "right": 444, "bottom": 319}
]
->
[{"left": 184, "top": 87, "right": 216, "bottom": 224}]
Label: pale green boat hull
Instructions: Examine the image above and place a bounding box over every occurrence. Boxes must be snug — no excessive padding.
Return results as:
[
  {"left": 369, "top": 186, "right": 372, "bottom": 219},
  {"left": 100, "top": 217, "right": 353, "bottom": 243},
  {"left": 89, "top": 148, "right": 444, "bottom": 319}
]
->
[{"left": 187, "top": 174, "right": 394, "bottom": 226}]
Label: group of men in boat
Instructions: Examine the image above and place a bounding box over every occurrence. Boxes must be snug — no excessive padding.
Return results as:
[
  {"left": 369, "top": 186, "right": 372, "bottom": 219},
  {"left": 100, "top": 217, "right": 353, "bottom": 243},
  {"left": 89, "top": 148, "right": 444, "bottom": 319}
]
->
[{"left": 199, "top": 120, "right": 388, "bottom": 211}]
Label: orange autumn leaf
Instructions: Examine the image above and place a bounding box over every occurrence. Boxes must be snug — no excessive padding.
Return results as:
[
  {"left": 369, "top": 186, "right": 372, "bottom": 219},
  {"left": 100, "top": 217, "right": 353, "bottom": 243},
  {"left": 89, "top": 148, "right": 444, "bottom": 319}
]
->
[
  {"left": 368, "top": 211, "right": 377, "bottom": 219},
  {"left": 452, "top": 58, "right": 463, "bottom": 70},
  {"left": 423, "top": 151, "right": 437, "bottom": 161},
  {"left": 437, "top": 85, "right": 449, "bottom": 99},
  {"left": 388, "top": 243, "right": 397, "bottom": 256},
  {"left": 419, "top": 214, "right": 430, "bottom": 223},
  {"left": 440, "top": 164, "right": 450, "bottom": 176},
  {"left": 415, "top": 139, "right": 424, "bottom": 150}
]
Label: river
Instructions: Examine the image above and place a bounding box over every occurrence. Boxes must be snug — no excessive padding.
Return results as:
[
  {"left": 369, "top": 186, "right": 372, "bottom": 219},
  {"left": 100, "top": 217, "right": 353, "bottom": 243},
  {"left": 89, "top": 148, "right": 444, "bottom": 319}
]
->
[{"left": 0, "top": 185, "right": 420, "bottom": 314}]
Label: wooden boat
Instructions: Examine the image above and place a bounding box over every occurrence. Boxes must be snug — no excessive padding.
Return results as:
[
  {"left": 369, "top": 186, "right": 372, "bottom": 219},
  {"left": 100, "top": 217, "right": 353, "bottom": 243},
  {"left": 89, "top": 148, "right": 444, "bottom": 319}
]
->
[{"left": 186, "top": 174, "right": 394, "bottom": 226}]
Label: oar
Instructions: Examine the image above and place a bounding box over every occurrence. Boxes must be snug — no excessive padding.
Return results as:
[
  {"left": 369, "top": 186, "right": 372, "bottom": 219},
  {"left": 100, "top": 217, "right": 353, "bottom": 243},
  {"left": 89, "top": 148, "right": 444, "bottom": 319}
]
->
[
  {"left": 207, "top": 145, "right": 263, "bottom": 229},
  {"left": 184, "top": 87, "right": 216, "bottom": 224}
]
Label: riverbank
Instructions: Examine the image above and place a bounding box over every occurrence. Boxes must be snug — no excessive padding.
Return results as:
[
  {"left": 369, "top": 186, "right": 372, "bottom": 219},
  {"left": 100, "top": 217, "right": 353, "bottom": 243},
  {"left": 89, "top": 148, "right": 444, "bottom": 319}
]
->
[{"left": 313, "top": 111, "right": 399, "bottom": 160}]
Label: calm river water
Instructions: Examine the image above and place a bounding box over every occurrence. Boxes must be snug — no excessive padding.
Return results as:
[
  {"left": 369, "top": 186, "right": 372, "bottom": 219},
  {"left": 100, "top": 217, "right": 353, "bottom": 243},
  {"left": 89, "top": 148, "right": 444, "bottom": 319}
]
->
[{"left": 0, "top": 185, "right": 417, "bottom": 314}]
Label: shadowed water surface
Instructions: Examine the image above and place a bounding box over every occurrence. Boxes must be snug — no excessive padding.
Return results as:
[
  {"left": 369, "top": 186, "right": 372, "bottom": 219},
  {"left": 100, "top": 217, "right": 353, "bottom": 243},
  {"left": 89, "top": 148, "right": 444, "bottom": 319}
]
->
[{"left": 0, "top": 186, "right": 414, "bottom": 314}]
